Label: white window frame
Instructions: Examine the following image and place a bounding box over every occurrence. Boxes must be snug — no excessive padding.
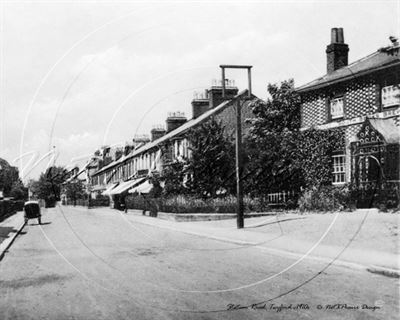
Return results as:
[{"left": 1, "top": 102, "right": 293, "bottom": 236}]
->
[
  {"left": 330, "top": 97, "right": 344, "bottom": 119},
  {"left": 381, "top": 84, "right": 400, "bottom": 108},
  {"left": 332, "top": 155, "right": 346, "bottom": 185}
]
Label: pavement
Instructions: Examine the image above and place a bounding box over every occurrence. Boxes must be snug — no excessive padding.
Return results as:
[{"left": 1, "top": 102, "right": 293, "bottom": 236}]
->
[{"left": 0, "top": 211, "right": 25, "bottom": 260}]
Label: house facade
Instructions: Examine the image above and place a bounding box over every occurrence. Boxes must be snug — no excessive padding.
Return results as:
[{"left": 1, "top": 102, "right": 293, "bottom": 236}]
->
[
  {"left": 88, "top": 81, "right": 256, "bottom": 203},
  {"left": 297, "top": 28, "right": 400, "bottom": 207}
]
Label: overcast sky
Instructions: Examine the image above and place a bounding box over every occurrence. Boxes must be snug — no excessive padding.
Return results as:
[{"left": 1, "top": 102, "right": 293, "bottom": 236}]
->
[{"left": 1, "top": 0, "right": 399, "bottom": 181}]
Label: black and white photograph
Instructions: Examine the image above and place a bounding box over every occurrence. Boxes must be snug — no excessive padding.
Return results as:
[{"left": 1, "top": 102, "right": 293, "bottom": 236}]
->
[{"left": 0, "top": 0, "right": 399, "bottom": 319}]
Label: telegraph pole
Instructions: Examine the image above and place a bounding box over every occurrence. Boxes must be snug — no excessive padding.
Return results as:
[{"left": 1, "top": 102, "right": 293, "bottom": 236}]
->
[{"left": 220, "top": 65, "right": 252, "bottom": 229}]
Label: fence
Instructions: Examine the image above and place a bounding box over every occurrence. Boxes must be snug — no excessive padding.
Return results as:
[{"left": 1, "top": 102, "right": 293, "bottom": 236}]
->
[
  {"left": 267, "top": 191, "right": 298, "bottom": 207},
  {"left": 61, "top": 198, "right": 110, "bottom": 208}
]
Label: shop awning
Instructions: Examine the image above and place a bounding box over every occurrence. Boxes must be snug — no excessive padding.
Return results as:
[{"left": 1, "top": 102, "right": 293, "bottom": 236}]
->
[
  {"left": 109, "top": 178, "right": 146, "bottom": 195},
  {"left": 129, "top": 179, "right": 153, "bottom": 194},
  {"left": 91, "top": 185, "right": 106, "bottom": 192},
  {"left": 101, "top": 182, "right": 119, "bottom": 196}
]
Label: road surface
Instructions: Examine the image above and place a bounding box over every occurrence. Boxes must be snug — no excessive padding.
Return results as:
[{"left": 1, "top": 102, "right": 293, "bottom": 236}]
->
[{"left": 0, "top": 206, "right": 398, "bottom": 319}]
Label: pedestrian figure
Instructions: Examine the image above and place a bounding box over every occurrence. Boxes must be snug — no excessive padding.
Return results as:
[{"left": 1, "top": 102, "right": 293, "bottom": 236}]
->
[
  {"left": 148, "top": 178, "right": 162, "bottom": 217},
  {"left": 120, "top": 192, "right": 127, "bottom": 213},
  {"left": 141, "top": 193, "right": 149, "bottom": 215}
]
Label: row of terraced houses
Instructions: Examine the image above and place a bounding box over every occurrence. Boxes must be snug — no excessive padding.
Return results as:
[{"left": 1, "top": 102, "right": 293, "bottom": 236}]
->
[{"left": 69, "top": 28, "right": 400, "bottom": 208}]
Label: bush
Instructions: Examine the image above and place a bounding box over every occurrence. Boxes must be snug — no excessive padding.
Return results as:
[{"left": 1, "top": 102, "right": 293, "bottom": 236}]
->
[
  {"left": 0, "top": 199, "right": 25, "bottom": 221},
  {"left": 89, "top": 197, "right": 109, "bottom": 207},
  {"left": 298, "top": 185, "right": 354, "bottom": 212},
  {"left": 126, "top": 194, "right": 278, "bottom": 214}
]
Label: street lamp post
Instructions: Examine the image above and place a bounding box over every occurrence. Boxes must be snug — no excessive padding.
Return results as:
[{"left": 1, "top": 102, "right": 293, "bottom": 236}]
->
[{"left": 219, "top": 65, "right": 253, "bottom": 229}]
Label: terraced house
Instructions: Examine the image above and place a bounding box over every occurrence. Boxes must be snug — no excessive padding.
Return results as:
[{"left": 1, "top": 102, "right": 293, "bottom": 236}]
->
[
  {"left": 88, "top": 81, "right": 256, "bottom": 206},
  {"left": 297, "top": 28, "right": 400, "bottom": 207}
]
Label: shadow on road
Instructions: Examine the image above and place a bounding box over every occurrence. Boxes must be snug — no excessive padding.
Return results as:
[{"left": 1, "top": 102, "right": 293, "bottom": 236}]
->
[{"left": 0, "top": 226, "right": 17, "bottom": 246}]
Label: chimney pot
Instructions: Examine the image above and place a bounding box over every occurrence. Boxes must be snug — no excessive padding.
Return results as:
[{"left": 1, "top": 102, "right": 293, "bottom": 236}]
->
[
  {"left": 337, "top": 28, "right": 344, "bottom": 43},
  {"left": 331, "top": 28, "right": 338, "bottom": 43}
]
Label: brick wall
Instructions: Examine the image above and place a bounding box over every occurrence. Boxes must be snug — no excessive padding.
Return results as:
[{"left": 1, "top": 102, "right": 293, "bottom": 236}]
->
[
  {"left": 300, "top": 75, "right": 379, "bottom": 128},
  {"left": 345, "top": 77, "right": 378, "bottom": 118},
  {"left": 301, "top": 91, "right": 327, "bottom": 127},
  {"left": 213, "top": 100, "right": 255, "bottom": 137}
]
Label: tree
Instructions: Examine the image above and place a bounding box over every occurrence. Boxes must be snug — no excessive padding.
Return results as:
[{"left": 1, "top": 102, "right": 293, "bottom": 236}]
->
[
  {"left": 29, "top": 166, "right": 68, "bottom": 204},
  {"left": 245, "top": 79, "right": 303, "bottom": 196},
  {"left": 0, "top": 158, "right": 20, "bottom": 197},
  {"left": 186, "top": 118, "right": 236, "bottom": 198},
  {"left": 161, "top": 160, "right": 188, "bottom": 196},
  {"left": 10, "top": 180, "right": 28, "bottom": 200},
  {"left": 246, "top": 79, "right": 346, "bottom": 198},
  {"left": 64, "top": 180, "right": 86, "bottom": 205}
]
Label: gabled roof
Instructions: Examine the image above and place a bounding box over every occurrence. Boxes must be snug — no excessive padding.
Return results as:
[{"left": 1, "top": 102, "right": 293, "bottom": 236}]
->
[
  {"left": 65, "top": 157, "right": 98, "bottom": 183},
  {"left": 368, "top": 117, "right": 400, "bottom": 144},
  {"left": 297, "top": 45, "right": 400, "bottom": 93},
  {"left": 92, "top": 89, "right": 254, "bottom": 176}
]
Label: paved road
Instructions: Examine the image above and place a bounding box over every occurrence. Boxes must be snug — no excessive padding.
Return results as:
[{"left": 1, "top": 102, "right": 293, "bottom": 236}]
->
[{"left": 0, "top": 206, "right": 398, "bottom": 320}]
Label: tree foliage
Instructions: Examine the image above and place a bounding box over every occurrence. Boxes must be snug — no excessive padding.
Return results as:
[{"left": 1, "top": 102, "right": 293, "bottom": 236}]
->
[
  {"left": 161, "top": 161, "right": 188, "bottom": 196},
  {"left": 245, "top": 79, "right": 344, "bottom": 196},
  {"left": 0, "top": 158, "right": 20, "bottom": 196},
  {"left": 245, "top": 79, "right": 302, "bottom": 196},
  {"left": 64, "top": 180, "right": 86, "bottom": 203},
  {"left": 185, "top": 118, "right": 236, "bottom": 198},
  {"left": 29, "top": 166, "right": 67, "bottom": 203},
  {"left": 297, "top": 128, "right": 344, "bottom": 188},
  {"left": 10, "top": 180, "right": 28, "bottom": 200}
]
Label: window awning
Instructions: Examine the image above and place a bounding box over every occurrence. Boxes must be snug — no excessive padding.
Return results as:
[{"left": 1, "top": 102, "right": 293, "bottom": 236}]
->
[
  {"left": 129, "top": 179, "right": 153, "bottom": 194},
  {"left": 102, "top": 182, "right": 119, "bottom": 196},
  {"left": 109, "top": 178, "right": 146, "bottom": 195}
]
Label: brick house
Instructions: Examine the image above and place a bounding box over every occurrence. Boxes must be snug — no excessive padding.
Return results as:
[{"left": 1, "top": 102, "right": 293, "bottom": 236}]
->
[
  {"left": 297, "top": 28, "right": 400, "bottom": 207},
  {"left": 88, "top": 81, "right": 256, "bottom": 204}
]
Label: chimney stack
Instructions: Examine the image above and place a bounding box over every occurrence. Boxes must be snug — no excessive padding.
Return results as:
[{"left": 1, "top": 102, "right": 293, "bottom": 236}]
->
[
  {"left": 150, "top": 125, "right": 166, "bottom": 141},
  {"left": 191, "top": 90, "right": 210, "bottom": 119},
  {"left": 132, "top": 134, "right": 150, "bottom": 149},
  {"left": 208, "top": 79, "right": 238, "bottom": 109},
  {"left": 326, "top": 28, "right": 349, "bottom": 73},
  {"left": 166, "top": 112, "right": 187, "bottom": 133}
]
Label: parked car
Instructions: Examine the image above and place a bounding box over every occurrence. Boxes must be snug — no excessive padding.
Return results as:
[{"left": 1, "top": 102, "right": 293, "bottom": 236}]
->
[{"left": 24, "top": 201, "right": 41, "bottom": 224}]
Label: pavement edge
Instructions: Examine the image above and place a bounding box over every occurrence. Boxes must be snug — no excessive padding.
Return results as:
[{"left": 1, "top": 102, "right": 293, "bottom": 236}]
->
[
  {"left": 0, "top": 220, "right": 26, "bottom": 261},
  {"left": 367, "top": 265, "right": 400, "bottom": 278}
]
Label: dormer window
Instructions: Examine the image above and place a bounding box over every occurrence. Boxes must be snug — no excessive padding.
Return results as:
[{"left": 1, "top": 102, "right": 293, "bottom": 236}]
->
[
  {"left": 382, "top": 84, "right": 400, "bottom": 108},
  {"left": 330, "top": 96, "right": 344, "bottom": 119}
]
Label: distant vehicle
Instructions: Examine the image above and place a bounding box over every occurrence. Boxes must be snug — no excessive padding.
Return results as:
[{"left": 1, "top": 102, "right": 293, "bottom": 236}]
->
[{"left": 23, "top": 201, "right": 41, "bottom": 224}]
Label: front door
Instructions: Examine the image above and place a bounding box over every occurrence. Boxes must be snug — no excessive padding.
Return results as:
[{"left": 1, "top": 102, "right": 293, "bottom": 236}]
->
[{"left": 355, "top": 154, "right": 383, "bottom": 208}]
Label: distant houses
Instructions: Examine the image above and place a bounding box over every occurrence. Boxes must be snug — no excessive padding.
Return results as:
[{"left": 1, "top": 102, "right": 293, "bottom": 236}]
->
[
  {"left": 85, "top": 80, "right": 257, "bottom": 206},
  {"left": 297, "top": 28, "right": 400, "bottom": 207}
]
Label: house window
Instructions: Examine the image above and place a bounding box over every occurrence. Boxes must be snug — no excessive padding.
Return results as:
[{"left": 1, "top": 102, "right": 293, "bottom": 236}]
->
[
  {"left": 381, "top": 84, "right": 400, "bottom": 108},
  {"left": 332, "top": 155, "right": 346, "bottom": 184},
  {"left": 330, "top": 97, "right": 344, "bottom": 119}
]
